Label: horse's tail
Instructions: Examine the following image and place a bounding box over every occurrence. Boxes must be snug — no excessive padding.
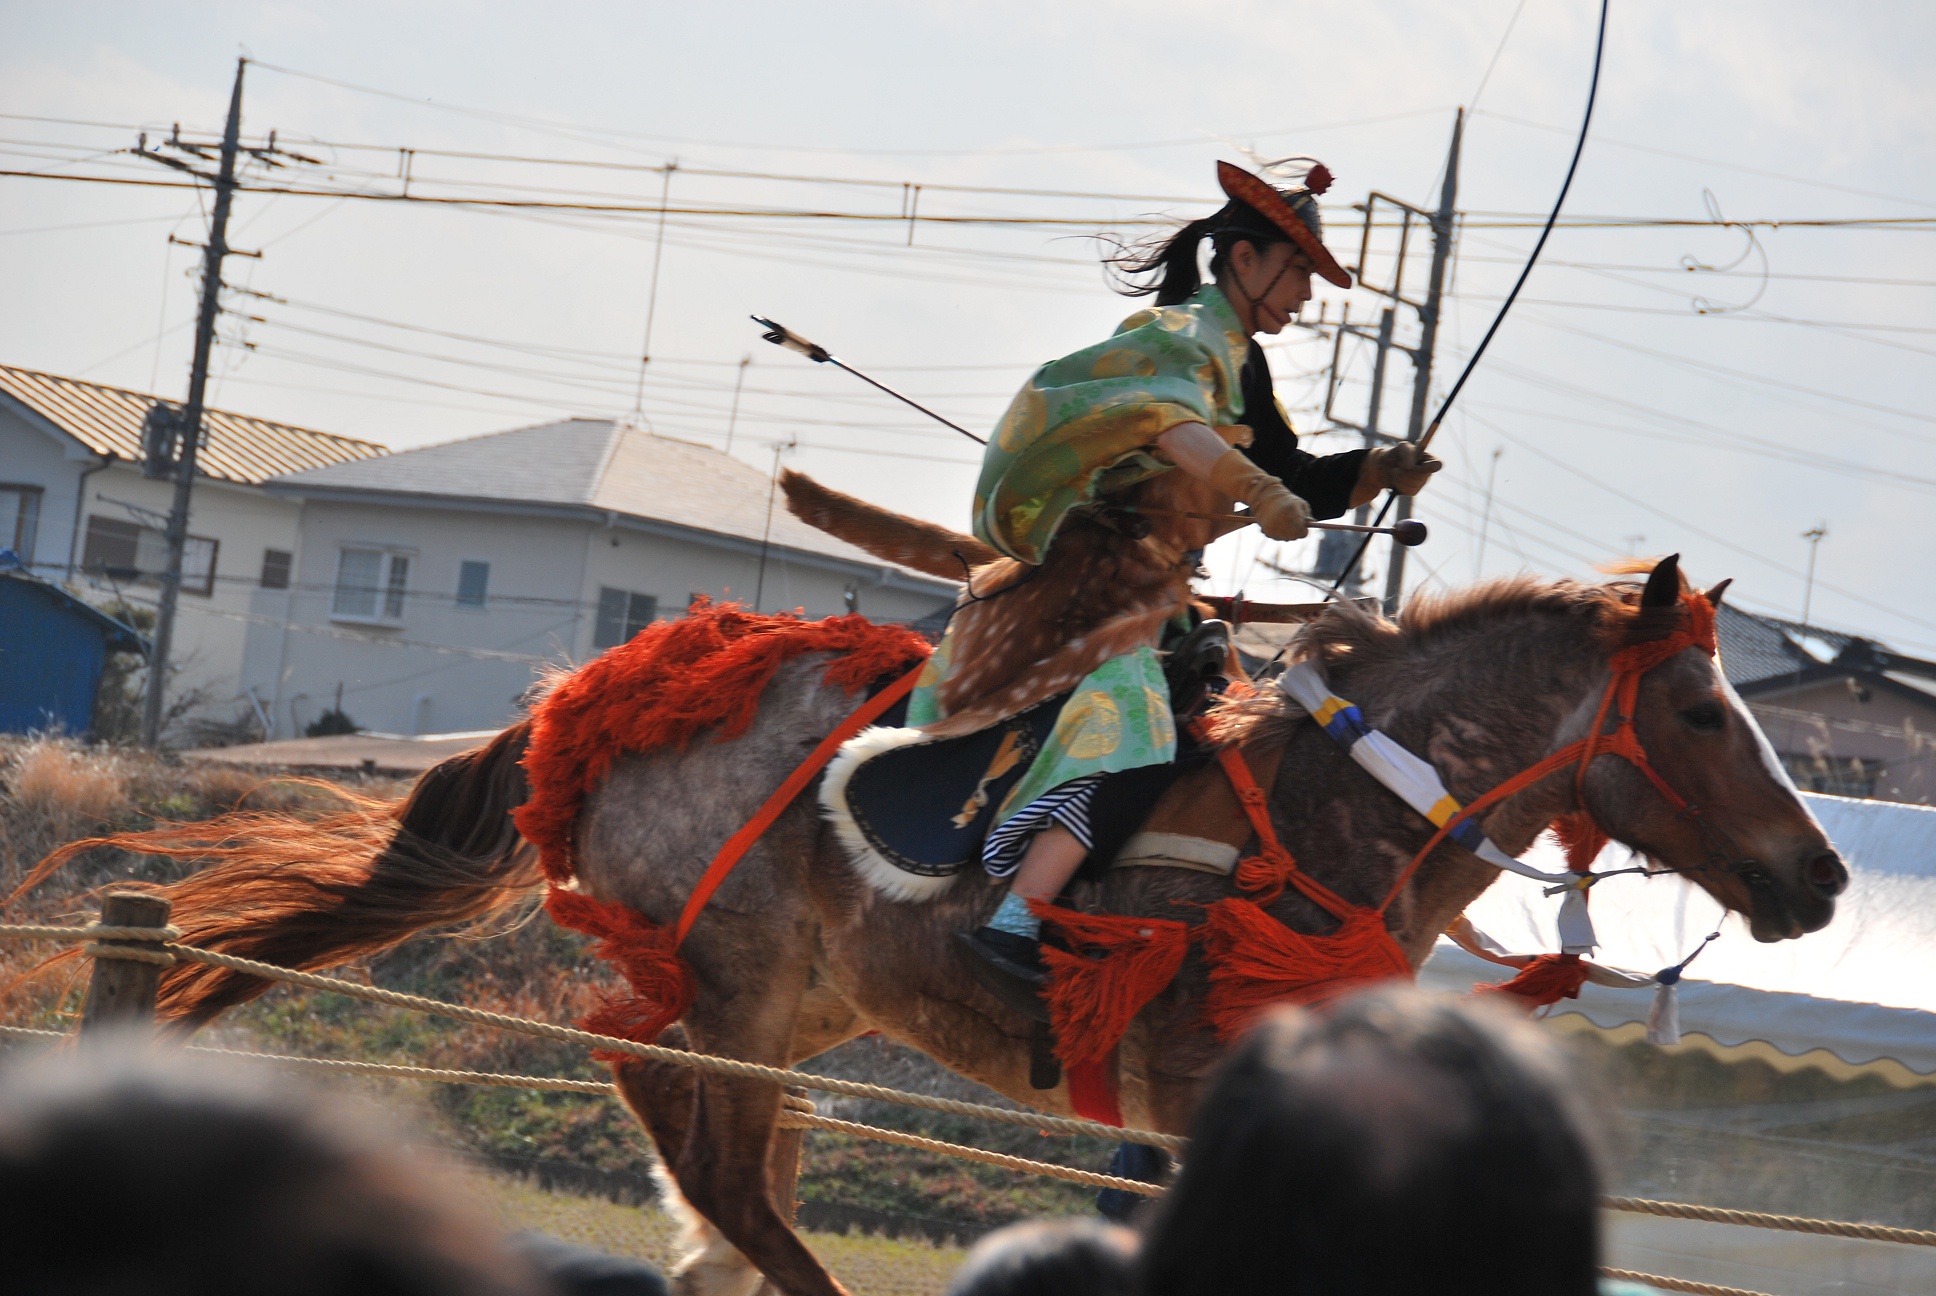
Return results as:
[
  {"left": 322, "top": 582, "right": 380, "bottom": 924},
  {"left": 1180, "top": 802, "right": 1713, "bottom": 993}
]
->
[
  {"left": 781, "top": 468, "right": 999, "bottom": 580},
  {"left": 11, "top": 723, "right": 541, "bottom": 1031}
]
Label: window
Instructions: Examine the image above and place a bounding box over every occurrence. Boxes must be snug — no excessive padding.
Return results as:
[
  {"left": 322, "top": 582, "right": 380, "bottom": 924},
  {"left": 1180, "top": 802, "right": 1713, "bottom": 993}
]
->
[
  {"left": 260, "top": 548, "right": 292, "bottom": 590},
  {"left": 456, "top": 560, "right": 490, "bottom": 609},
  {"left": 0, "top": 485, "right": 41, "bottom": 564},
  {"left": 332, "top": 549, "right": 410, "bottom": 621},
  {"left": 595, "top": 586, "right": 657, "bottom": 649},
  {"left": 1783, "top": 754, "right": 1880, "bottom": 799},
  {"left": 81, "top": 514, "right": 217, "bottom": 595}
]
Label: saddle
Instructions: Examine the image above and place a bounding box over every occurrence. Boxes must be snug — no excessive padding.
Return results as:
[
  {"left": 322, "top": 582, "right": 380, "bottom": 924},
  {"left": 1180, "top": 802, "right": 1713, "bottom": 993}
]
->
[{"left": 825, "top": 620, "right": 1258, "bottom": 896}]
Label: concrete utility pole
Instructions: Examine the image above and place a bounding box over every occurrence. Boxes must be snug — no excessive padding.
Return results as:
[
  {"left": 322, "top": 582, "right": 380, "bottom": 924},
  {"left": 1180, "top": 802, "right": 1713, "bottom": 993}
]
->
[
  {"left": 1382, "top": 109, "right": 1463, "bottom": 613},
  {"left": 140, "top": 58, "right": 248, "bottom": 748}
]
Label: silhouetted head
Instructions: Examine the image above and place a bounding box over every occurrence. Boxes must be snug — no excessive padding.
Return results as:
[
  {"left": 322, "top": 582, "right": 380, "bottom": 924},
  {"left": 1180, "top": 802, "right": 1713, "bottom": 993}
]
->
[
  {"left": 0, "top": 1038, "right": 545, "bottom": 1296},
  {"left": 1139, "top": 989, "right": 1603, "bottom": 1296},
  {"left": 948, "top": 1218, "right": 1137, "bottom": 1296}
]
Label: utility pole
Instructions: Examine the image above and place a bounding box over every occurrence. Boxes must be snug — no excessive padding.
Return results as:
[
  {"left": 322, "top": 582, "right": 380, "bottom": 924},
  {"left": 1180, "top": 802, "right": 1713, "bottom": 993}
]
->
[
  {"left": 1382, "top": 108, "right": 1463, "bottom": 613},
  {"left": 138, "top": 58, "right": 249, "bottom": 748}
]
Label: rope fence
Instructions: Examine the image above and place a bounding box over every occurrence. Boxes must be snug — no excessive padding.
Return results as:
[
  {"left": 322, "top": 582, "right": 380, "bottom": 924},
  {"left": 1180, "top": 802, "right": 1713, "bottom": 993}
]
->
[
  {"left": 1602, "top": 1269, "right": 1773, "bottom": 1296},
  {"left": 4, "top": 917, "right": 1931, "bottom": 1256}
]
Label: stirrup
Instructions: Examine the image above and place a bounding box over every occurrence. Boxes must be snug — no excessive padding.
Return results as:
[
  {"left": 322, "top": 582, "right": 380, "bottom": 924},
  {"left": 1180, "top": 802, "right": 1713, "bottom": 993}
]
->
[{"left": 955, "top": 927, "right": 1051, "bottom": 1023}]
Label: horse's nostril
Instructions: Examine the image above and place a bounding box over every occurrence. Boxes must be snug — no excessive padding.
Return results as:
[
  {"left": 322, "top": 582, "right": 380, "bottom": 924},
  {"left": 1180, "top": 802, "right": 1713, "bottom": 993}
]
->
[{"left": 1806, "top": 852, "right": 1848, "bottom": 896}]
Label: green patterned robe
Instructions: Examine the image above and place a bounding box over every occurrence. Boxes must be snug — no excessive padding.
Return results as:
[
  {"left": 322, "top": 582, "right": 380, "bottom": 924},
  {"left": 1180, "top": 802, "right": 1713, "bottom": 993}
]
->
[{"left": 913, "top": 284, "right": 1252, "bottom": 831}]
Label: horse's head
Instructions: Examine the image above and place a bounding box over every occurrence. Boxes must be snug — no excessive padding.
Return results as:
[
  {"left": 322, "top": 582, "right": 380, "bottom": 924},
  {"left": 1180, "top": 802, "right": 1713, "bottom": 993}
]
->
[{"left": 1581, "top": 556, "right": 1848, "bottom": 943}]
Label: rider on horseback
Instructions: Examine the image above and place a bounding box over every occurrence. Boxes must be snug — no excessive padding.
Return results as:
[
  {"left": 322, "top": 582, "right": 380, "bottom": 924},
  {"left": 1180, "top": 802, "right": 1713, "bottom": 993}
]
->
[{"left": 932, "top": 158, "right": 1443, "bottom": 1005}]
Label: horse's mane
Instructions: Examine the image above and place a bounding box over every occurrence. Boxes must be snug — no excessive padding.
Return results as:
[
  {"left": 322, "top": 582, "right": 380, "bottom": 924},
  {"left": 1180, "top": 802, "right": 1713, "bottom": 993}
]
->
[{"left": 1212, "top": 566, "right": 1693, "bottom": 747}]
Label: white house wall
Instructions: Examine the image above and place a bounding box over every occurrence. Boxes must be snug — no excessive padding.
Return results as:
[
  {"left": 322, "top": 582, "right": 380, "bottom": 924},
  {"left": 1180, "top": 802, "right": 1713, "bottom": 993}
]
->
[
  {"left": 0, "top": 400, "right": 95, "bottom": 576},
  {"left": 246, "top": 497, "right": 953, "bottom": 738}
]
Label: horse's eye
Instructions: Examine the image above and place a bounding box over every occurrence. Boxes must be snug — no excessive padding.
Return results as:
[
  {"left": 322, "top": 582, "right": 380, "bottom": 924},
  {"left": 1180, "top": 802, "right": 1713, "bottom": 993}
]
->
[{"left": 1680, "top": 701, "right": 1726, "bottom": 733}]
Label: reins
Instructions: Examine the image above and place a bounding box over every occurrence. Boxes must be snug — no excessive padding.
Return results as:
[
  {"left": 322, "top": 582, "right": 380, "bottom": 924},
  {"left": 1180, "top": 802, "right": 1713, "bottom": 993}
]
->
[{"left": 1362, "top": 592, "right": 1734, "bottom": 916}]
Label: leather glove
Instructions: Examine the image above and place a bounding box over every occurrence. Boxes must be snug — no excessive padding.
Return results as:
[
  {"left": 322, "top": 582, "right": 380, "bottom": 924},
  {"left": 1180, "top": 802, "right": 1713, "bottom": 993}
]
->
[
  {"left": 1364, "top": 442, "right": 1444, "bottom": 496},
  {"left": 1206, "top": 447, "right": 1312, "bottom": 541}
]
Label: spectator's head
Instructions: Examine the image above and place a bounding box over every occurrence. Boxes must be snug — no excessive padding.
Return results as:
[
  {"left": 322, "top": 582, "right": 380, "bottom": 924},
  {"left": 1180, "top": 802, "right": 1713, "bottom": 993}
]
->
[
  {"left": 1138, "top": 988, "right": 1603, "bottom": 1296},
  {"left": 0, "top": 1038, "right": 546, "bottom": 1296},
  {"left": 947, "top": 1218, "right": 1137, "bottom": 1296}
]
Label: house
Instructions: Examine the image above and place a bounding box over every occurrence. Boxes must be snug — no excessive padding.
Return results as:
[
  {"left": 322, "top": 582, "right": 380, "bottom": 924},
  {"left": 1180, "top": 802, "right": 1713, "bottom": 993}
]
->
[
  {"left": 0, "top": 556, "right": 147, "bottom": 737},
  {"left": 245, "top": 418, "right": 956, "bottom": 738},
  {"left": 1716, "top": 603, "right": 1935, "bottom": 805},
  {"left": 0, "top": 364, "right": 387, "bottom": 737}
]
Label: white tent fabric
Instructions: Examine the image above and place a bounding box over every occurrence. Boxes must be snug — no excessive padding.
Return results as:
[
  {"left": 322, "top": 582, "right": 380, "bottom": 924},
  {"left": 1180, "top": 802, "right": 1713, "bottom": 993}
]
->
[{"left": 1418, "top": 793, "right": 1936, "bottom": 1082}]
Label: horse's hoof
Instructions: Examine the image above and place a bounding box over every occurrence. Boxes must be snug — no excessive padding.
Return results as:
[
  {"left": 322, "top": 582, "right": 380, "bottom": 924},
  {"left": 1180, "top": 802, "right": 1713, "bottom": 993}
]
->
[{"left": 955, "top": 927, "right": 1052, "bottom": 1022}]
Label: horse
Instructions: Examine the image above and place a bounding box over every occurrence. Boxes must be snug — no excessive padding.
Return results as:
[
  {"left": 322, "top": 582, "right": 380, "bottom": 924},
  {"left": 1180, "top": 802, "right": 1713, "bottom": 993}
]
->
[{"left": 17, "top": 555, "right": 1846, "bottom": 1296}]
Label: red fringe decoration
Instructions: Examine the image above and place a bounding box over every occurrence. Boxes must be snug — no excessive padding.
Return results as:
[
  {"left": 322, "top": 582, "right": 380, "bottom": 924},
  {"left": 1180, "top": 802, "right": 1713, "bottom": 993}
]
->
[
  {"left": 1551, "top": 812, "right": 1609, "bottom": 875},
  {"left": 1196, "top": 899, "right": 1413, "bottom": 1042},
  {"left": 545, "top": 887, "right": 695, "bottom": 1057},
  {"left": 516, "top": 601, "right": 930, "bottom": 885},
  {"left": 1066, "top": 1056, "right": 1123, "bottom": 1127},
  {"left": 1030, "top": 902, "right": 1192, "bottom": 1067},
  {"left": 1476, "top": 952, "right": 1592, "bottom": 1010}
]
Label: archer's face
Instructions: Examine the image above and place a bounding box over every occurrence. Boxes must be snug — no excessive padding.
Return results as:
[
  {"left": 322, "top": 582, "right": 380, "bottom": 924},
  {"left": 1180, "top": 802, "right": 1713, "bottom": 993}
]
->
[{"left": 1225, "top": 240, "right": 1316, "bottom": 336}]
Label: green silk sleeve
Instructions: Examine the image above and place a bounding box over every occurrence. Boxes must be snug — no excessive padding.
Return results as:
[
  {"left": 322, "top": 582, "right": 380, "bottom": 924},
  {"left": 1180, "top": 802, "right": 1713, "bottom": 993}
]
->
[{"left": 971, "top": 288, "right": 1250, "bottom": 565}]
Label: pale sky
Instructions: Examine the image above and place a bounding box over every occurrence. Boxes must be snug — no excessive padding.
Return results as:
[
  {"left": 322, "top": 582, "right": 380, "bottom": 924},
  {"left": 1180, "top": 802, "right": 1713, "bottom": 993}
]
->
[{"left": 4, "top": 1, "right": 1932, "bottom": 650}]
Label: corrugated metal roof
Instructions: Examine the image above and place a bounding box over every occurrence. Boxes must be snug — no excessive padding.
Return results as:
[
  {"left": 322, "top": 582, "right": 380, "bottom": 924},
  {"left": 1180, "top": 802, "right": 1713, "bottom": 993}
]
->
[{"left": 0, "top": 364, "right": 386, "bottom": 485}]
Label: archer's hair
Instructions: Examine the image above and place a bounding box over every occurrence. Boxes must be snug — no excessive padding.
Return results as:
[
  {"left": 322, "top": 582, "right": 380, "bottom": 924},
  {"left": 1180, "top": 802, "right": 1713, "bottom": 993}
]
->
[
  {"left": 1105, "top": 200, "right": 1292, "bottom": 305},
  {"left": 1136, "top": 988, "right": 1604, "bottom": 1296}
]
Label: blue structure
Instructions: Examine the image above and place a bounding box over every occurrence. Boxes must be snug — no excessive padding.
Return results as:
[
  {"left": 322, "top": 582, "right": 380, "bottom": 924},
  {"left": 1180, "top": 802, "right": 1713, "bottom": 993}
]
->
[{"left": 0, "top": 551, "right": 147, "bottom": 738}]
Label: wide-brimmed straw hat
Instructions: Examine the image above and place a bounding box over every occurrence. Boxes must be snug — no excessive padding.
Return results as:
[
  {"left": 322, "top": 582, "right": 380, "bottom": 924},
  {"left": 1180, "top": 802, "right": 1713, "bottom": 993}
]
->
[{"left": 1215, "top": 158, "right": 1352, "bottom": 289}]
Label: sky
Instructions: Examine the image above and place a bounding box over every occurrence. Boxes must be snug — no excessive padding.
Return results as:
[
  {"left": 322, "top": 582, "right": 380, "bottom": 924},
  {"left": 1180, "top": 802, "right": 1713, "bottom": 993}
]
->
[{"left": 4, "top": 0, "right": 1932, "bottom": 651}]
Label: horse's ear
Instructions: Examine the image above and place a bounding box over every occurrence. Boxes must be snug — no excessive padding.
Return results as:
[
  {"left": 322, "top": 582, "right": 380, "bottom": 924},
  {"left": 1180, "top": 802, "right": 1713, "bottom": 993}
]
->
[
  {"left": 1641, "top": 554, "right": 1682, "bottom": 608},
  {"left": 1704, "top": 578, "right": 1733, "bottom": 608}
]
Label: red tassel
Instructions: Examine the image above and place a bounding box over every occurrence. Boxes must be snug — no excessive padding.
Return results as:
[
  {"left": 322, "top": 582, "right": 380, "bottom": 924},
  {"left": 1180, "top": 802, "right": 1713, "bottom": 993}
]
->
[
  {"left": 1196, "top": 899, "right": 1413, "bottom": 1042},
  {"left": 1066, "top": 1055, "right": 1123, "bottom": 1127},
  {"left": 1476, "top": 952, "right": 1591, "bottom": 1010},
  {"left": 545, "top": 888, "right": 695, "bottom": 1058},
  {"left": 1551, "top": 812, "right": 1608, "bottom": 874},
  {"left": 1032, "top": 902, "right": 1192, "bottom": 1067}
]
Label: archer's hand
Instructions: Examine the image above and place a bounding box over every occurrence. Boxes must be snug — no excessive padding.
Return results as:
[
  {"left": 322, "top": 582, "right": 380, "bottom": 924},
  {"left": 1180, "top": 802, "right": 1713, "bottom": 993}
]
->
[
  {"left": 1207, "top": 448, "right": 1312, "bottom": 541},
  {"left": 1366, "top": 442, "right": 1444, "bottom": 496}
]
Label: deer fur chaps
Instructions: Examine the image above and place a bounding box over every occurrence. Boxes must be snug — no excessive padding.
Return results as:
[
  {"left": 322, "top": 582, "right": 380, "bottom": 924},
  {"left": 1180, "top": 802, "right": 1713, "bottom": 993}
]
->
[{"left": 783, "top": 468, "right": 1234, "bottom": 736}]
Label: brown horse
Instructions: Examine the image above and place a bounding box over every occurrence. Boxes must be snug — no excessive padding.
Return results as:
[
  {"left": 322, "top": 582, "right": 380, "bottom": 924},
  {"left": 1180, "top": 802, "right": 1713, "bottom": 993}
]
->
[{"left": 21, "top": 556, "right": 1845, "bottom": 1296}]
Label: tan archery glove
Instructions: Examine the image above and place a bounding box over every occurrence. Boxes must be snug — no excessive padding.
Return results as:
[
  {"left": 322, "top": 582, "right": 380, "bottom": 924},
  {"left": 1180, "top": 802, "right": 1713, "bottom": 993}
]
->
[
  {"left": 1364, "top": 442, "right": 1444, "bottom": 496},
  {"left": 1207, "top": 447, "right": 1312, "bottom": 541}
]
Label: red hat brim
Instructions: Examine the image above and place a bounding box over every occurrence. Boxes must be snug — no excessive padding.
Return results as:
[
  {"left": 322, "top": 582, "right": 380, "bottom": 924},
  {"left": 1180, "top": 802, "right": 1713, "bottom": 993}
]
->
[{"left": 1216, "top": 160, "right": 1352, "bottom": 289}]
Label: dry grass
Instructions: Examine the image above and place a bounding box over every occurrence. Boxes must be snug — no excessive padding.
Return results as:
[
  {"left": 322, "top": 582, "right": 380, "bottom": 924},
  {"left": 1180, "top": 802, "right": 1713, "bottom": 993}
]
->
[{"left": 474, "top": 1171, "right": 965, "bottom": 1296}]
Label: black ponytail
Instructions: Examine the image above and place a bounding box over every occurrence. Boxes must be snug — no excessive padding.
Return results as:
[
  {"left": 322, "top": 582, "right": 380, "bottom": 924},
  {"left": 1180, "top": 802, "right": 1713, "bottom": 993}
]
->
[{"left": 1104, "top": 201, "right": 1291, "bottom": 306}]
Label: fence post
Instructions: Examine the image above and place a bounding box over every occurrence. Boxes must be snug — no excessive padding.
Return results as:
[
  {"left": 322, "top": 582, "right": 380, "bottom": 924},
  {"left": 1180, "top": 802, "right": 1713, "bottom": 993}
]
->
[{"left": 79, "top": 892, "right": 173, "bottom": 1039}]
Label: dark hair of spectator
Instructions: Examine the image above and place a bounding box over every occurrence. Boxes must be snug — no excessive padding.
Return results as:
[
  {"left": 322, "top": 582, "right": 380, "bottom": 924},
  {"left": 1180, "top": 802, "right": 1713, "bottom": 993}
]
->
[
  {"left": 947, "top": 1218, "right": 1138, "bottom": 1296},
  {"left": 0, "top": 1041, "right": 546, "bottom": 1296},
  {"left": 1104, "top": 201, "right": 1294, "bottom": 305},
  {"left": 1137, "top": 989, "right": 1604, "bottom": 1296}
]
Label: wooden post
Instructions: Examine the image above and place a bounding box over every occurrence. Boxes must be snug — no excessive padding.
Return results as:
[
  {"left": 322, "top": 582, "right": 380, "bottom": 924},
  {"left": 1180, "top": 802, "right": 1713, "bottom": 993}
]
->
[
  {"left": 79, "top": 892, "right": 173, "bottom": 1039},
  {"left": 770, "top": 1087, "right": 812, "bottom": 1225}
]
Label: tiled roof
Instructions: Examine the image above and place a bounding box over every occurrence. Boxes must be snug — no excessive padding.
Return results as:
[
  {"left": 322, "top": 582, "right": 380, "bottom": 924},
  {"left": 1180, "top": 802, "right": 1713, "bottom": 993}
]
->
[
  {"left": 0, "top": 364, "right": 386, "bottom": 485},
  {"left": 1716, "top": 603, "right": 1810, "bottom": 687},
  {"left": 274, "top": 418, "right": 951, "bottom": 582}
]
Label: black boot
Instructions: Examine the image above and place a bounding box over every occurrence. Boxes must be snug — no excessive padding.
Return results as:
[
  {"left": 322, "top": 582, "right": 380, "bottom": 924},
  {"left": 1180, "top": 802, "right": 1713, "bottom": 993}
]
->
[{"left": 955, "top": 926, "right": 1051, "bottom": 1022}]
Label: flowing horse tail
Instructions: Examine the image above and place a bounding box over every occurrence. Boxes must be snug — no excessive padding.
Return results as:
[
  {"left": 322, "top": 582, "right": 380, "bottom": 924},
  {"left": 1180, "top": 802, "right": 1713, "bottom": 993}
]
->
[{"left": 10, "top": 723, "right": 542, "bottom": 1030}]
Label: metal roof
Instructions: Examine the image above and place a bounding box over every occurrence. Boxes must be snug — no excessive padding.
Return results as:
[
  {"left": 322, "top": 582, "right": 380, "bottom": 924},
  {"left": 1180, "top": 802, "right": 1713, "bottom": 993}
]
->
[{"left": 0, "top": 364, "right": 386, "bottom": 486}]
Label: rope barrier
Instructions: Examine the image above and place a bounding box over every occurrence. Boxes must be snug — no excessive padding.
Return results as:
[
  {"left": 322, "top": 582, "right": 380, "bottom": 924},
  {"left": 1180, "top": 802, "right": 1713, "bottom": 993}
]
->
[
  {"left": 773, "top": 1109, "right": 1163, "bottom": 1197},
  {"left": 0, "top": 923, "right": 1183, "bottom": 1151},
  {"left": 9, "top": 926, "right": 1934, "bottom": 1248},
  {"left": 1602, "top": 1196, "right": 1936, "bottom": 1248},
  {"left": 1601, "top": 1268, "right": 1774, "bottom": 1296}
]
